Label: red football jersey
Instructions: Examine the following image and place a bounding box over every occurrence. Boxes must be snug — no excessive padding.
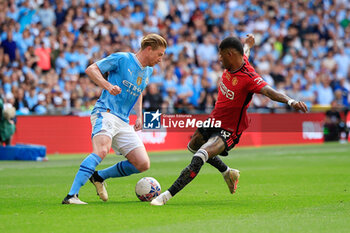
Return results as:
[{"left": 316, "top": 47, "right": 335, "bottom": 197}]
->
[{"left": 210, "top": 55, "right": 267, "bottom": 136}]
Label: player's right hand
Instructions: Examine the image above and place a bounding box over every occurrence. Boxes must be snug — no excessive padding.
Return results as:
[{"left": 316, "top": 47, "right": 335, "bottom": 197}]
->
[
  {"left": 292, "top": 101, "right": 308, "bottom": 113},
  {"left": 244, "top": 34, "right": 255, "bottom": 48},
  {"left": 107, "top": 85, "right": 121, "bottom": 95}
]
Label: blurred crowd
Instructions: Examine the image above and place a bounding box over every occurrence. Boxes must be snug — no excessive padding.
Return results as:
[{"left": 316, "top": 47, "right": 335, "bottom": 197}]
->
[{"left": 0, "top": 0, "right": 350, "bottom": 116}]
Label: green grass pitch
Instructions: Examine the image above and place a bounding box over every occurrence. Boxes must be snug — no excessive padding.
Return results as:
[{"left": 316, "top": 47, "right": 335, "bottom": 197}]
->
[{"left": 0, "top": 143, "right": 349, "bottom": 233}]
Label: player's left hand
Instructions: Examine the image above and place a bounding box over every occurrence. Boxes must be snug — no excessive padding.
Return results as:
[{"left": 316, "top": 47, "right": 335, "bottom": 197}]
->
[
  {"left": 134, "top": 118, "right": 142, "bottom": 131},
  {"left": 244, "top": 34, "right": 255, "bottom": 48},
  {"left": 292, "top": 101, "right": 308, "bottom": 113}
]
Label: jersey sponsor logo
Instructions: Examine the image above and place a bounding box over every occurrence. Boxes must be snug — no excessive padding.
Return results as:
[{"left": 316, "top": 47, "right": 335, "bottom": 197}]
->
[
  {"left": 219, "top": 81, "right": 235, "bottom": 100},
  {"left": 254, "top": 77, "right": 264, "bottom": 85},
  {"left": 122, "top": 80, "right": 142, "bottom": 96},
  {"left": 136, "top": 77, "right": 142, "bottom": 85}
]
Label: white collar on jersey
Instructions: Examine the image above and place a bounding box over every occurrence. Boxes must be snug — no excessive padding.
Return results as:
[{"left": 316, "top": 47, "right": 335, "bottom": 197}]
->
[{"left": 133, "top": 53, "right": 145, "bottom": 70}]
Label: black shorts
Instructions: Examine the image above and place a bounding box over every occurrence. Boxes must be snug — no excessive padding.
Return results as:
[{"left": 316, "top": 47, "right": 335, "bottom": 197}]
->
[{"left": 198, "top": 127, "right": 241, "bottom": 156}]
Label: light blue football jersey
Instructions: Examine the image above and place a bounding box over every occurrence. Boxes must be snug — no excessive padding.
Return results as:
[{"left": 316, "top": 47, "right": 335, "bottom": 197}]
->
[{"left": 91, "top": 52, "right": 153, "bottom": 123}]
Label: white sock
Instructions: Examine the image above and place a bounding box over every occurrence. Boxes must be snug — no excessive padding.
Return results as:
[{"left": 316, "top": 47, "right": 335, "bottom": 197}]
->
[
  {"left": 194, "top": 149, "right": 209, "bottom": 163},
  {"left": 163, "top": 190, "right": 172, "bottom": 200},
  {"left": 221, "top": 167, "right": 230, "bottom": 176}
]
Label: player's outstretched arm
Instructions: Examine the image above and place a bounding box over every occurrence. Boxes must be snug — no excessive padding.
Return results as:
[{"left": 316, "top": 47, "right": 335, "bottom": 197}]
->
[
  {"left": 243, "top": 34, "right": 255, "bottom": 58},
  {"left": 85, "top": 63, "right": 121, "bottom": 95},
  {"left": 260, "top": 85, "right": 308, "bottom": 112}
]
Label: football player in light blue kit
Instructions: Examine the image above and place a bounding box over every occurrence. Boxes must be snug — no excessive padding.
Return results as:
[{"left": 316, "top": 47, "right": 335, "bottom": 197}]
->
[{"left": 62, "top": 34, "right": 167, "bottom": 204}]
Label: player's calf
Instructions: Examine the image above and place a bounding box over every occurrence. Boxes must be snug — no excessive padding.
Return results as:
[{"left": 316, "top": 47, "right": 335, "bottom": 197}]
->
[
  {"left": 151, "top": 157, "right": 203, "bottom": 206},
  {"left": 152, "top": 150, "right": 207, "bottom": 206}
]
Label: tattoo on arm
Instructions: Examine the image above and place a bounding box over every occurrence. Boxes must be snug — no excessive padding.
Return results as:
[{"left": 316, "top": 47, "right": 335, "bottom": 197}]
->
[
  {"left": 260, "top": 85, "right": 308, "bottom": 112},
  {"left": 260, "top": 85, "right": 291, "bottom": 104}
]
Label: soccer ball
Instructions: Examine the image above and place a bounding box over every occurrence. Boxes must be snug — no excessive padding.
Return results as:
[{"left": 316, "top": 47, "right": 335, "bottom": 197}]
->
[{"left": 135, "top": 177, "right": 161, "bottom": 202}]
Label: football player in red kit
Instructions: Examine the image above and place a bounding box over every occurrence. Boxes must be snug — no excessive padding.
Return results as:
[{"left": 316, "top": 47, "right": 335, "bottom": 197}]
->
[{"left": 151, "top": 34, "right": 308, "bottom": 206}]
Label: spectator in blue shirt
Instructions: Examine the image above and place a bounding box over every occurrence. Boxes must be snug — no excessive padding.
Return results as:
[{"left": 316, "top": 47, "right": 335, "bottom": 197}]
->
[
  {"left": 196, "top": 35, "right": 218, "bottom": 64},
  {"left": 130, "top": 4, "right": 145, "bottom": 24},
  {"left": 316, "top": 76, "right": 334, "bottom": 106},
  {"left": 300, "top": 82, "right": 316, "bottom": 109},
  {"left": 176, "top": 73, "right": 193, "bottom": 112},
  {"left": 1, "top": 31, "right": 18, "bottom": 62},
  {"left": 33, "top": 93, "right": 47, "bottom": 115},
  {"left": 55, "top": 1, "right": 66, "bottom": 27},
  {"left": 55, "top": 51, "right": 69, "bottom": 74},
  {"left": 17, "top": 29, "right": 34, "bottom": 57},
  {"left": 162, "top": 70, "right": 177, "bottom": 99},
  {"left": 333, "top": 48, "right": 350, "bottom": 79},
  {"left": 25, "top": 87, "right": 38, "bottom": 111},
  {"left": 334, "top": 78, "right": 349, "bottom": 107},
  {"left": 37, "top": 0, "right": 56, "bottom": 28},
  {"left": 7, "top": 3, "right": 19, "bottom": 21},
  {"left": 189, "top": 74, "right": 202, "bottom": 108}
]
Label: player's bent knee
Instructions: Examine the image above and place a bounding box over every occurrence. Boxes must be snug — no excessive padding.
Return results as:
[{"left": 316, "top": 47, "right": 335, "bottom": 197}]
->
[
  {"left": 92, "top": 134, "right": 112, "bottom": 159},
  {"left": 200, "top": 137, "right": 225, "bottom": 158},
  {"left": 136, "top": 160, "right": 150, "bottom": 172},
  {"left": 187, "top": 143, "right": 197, "bottom": 154},
  {"left": 95, "top": 148, "right": 109, "bottom": 159},
  {"left": 125, "top": 146, "right": 150, "bottom": 172}
]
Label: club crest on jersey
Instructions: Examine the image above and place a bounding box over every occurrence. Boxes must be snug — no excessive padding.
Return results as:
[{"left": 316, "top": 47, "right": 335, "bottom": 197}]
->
[
  {"left": 136, "top": 77, "right": 142, "bottom": 85},
  {"left": 232, "top": 77, "right": 238, "bottom": 86}
]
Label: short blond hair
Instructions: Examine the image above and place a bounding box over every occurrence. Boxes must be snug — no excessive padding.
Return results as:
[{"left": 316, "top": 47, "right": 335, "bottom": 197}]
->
[
  {"left": 3, "top": 106, "right": 16, "bottom": 120},
  {"left": 141, "top": 34, "right": 167, "bottom": 50}
]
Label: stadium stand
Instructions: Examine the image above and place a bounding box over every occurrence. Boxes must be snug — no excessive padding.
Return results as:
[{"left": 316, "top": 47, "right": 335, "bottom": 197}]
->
[{"left": 0, "top": 0, "right": 349, "bottom": 115}]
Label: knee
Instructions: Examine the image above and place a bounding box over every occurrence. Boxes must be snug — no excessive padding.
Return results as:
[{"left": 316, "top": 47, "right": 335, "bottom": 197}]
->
[
  {"left": 136, "top": 160, "right": 150, "bottom": 172},
  {"left": 92, "top": 136, "right": 112, "bottom": 159},
  {"left": 95, "top": 148, "right": 109, "bottom": 159},
  {"left": 187, "top": 142, "right": 197, "bottom": 154}
]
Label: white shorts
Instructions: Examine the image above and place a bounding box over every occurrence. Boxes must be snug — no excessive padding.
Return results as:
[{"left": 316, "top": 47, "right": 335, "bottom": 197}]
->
[{"left": 90, "top": 112, "right": 144, "bottom": 156}]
